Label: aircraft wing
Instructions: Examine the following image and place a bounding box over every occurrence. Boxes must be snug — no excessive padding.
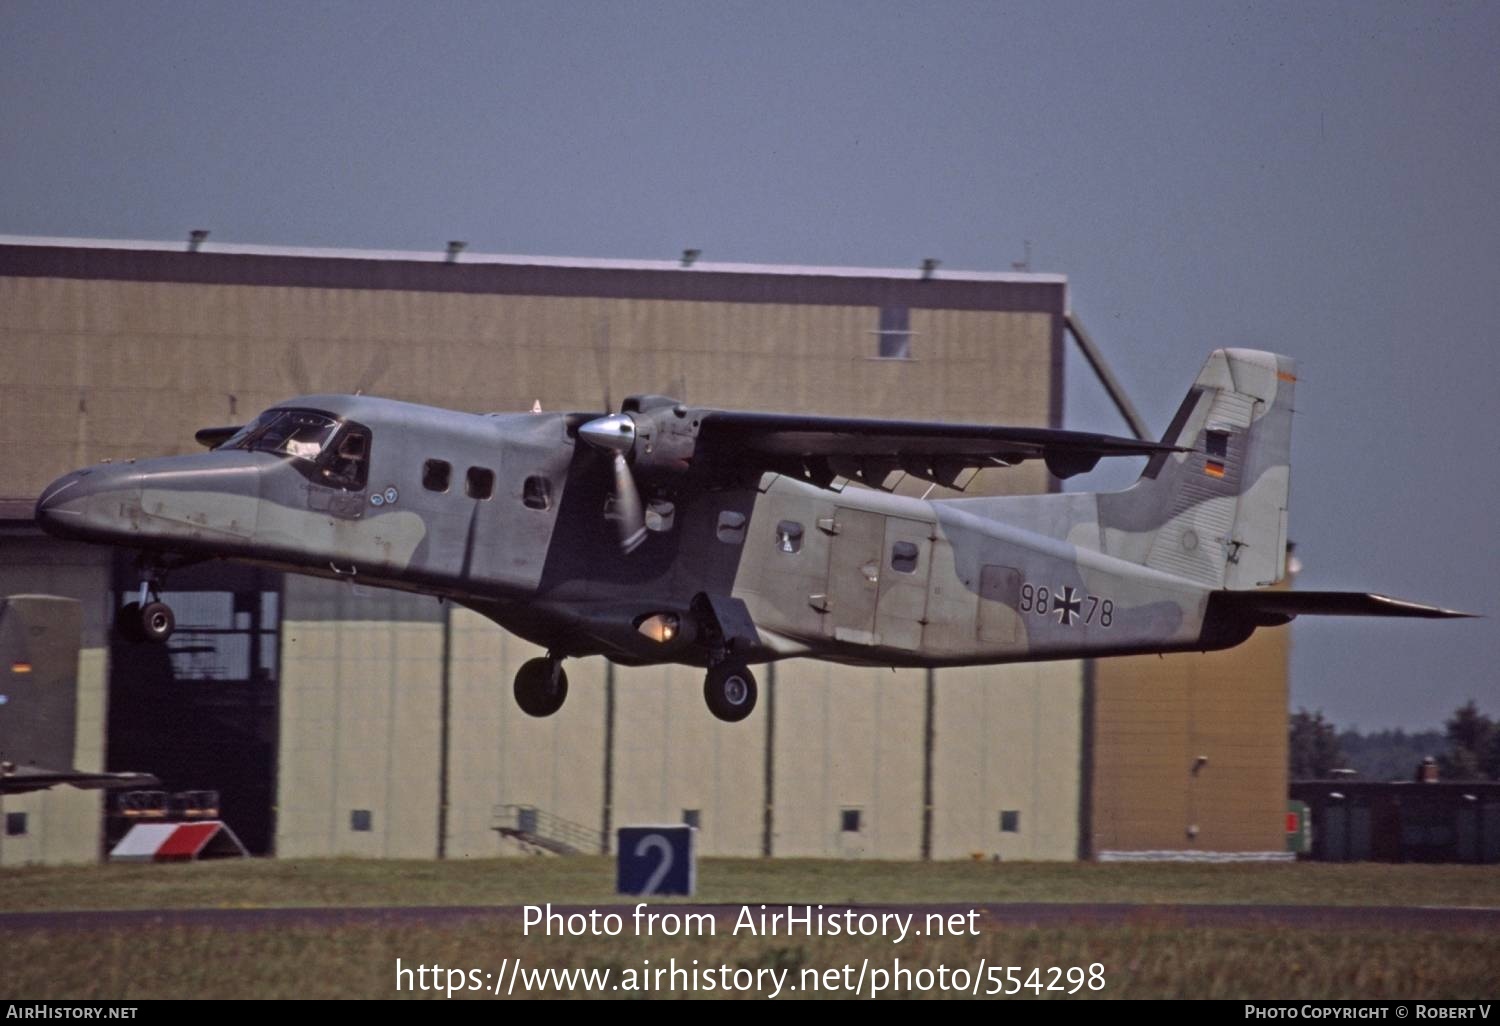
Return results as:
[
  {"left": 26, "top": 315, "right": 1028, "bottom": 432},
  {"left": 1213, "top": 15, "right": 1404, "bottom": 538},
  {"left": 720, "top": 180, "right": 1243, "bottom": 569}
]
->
[
  {"left": 694, "top": 411, "right": 1183, "bottom": 487},
  {"left": 1213, "top": 590, "right": 1479, "bottom": 627}
]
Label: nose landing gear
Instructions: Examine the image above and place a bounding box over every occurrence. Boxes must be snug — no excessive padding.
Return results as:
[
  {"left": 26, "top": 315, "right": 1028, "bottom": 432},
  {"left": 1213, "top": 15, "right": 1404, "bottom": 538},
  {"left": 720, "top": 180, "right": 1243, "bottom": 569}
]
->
[{"left": 115, "top": 570, "right": 176, "bottom": 643}]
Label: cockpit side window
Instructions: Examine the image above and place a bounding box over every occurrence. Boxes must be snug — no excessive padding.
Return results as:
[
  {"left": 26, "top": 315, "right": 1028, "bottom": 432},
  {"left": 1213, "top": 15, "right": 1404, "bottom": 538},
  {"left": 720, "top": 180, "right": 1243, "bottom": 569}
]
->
[
  {"left": 423, "top": 459, "right": 452, "bottom": 493},
  {"left": 321, "top": 424, "right": 371, "bottom": 490}
]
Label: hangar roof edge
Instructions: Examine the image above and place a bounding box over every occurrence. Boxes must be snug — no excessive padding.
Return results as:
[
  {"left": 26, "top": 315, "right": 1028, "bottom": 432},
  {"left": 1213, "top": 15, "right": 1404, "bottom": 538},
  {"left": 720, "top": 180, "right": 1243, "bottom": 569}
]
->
[{"left": 0, "top": 234, "right": 1066, "bottom": 287}]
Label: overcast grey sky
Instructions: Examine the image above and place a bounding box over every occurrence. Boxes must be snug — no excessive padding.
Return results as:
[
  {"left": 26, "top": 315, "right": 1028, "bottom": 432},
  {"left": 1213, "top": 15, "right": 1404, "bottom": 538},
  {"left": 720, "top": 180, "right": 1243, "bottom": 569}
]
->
[{"left": 2, "top": 0, "right": 1494, "bottom": 730}]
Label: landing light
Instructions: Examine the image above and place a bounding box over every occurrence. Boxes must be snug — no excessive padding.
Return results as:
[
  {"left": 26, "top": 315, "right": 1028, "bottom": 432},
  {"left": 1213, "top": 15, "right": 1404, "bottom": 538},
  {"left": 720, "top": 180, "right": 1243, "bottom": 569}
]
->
[{"left": 637, "top": 613, "right": 680, "bottom": 644}]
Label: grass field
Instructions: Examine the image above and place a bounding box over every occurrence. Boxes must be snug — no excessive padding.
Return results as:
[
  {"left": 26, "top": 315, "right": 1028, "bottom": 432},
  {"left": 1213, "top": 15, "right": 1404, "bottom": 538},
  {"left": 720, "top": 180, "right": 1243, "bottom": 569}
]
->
[
  {"left": 3, "top": 856, "right": 1500, "bottom": 912},
  {"left": 4, "top": 920, "right": 1496, "bottom": 1000},
  {"left": 2, "top": 858, "right": 1497, "bottom": 1000}
]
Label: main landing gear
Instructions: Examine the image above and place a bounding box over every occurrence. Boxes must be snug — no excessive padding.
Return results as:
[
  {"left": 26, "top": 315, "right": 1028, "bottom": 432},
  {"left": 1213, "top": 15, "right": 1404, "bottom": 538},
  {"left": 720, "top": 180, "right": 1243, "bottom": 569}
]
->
[
  {"left": 703, "top": 660, "right": 757, "bottom": 723},
  {"left": 513, "top": 656, "right": 569, "bottom": 718},
  {"left": 510, "top": 654, "right": 759, "bottom": 723},
  {"left": 115, "top": 571, "right": 175, "bottom": 643}
]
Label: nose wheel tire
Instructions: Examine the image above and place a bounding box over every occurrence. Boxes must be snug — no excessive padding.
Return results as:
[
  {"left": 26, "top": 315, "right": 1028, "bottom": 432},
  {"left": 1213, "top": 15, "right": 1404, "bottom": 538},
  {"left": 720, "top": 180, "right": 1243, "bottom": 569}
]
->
[
  {"left": 115, "top": 600, "right": 176, "bottom": 643},
  {"left": 704, "top": 662, "right": 757, "bottom": 722},
  {"left": 513, "top": 657, "right": 569, "bottom": 717},
  {"left": 139, "top": 601, "right": 175, "bottom": 643}
]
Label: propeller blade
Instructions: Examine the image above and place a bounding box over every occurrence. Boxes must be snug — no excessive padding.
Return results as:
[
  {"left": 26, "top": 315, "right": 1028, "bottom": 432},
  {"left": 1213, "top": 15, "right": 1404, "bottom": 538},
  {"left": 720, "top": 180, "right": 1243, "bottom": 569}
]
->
[
  {"left": 578, "top": 414, "right": 647, "bottom": 553},
  {"left": 593, "top": 318, "right": 613, "bottom": 414},
  {"left": 286, "top": 345, "right": 312, "bottom": 395},
  {"left": 352, "top": 346, "right": 392, "bottom": 396},
  {"left": 612, "top": 453, "right": 646, "bottom": 553}
]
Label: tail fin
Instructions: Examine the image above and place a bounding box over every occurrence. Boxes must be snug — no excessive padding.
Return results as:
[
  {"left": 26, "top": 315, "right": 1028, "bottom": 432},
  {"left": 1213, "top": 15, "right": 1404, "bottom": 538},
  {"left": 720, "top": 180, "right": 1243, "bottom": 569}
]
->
[
  {"left": 0, "top": 594, "right": 160, "bottom": 795},
  {"left": 1099, "top": 349, "right": 1296, "bottom": 590}
]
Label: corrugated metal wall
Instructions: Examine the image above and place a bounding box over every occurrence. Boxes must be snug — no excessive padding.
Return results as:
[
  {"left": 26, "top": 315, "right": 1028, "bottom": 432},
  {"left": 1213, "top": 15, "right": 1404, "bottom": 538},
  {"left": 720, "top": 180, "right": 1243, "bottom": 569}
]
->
[{"left": 0, "top": 274, "right": 1058, "bottom": 496}]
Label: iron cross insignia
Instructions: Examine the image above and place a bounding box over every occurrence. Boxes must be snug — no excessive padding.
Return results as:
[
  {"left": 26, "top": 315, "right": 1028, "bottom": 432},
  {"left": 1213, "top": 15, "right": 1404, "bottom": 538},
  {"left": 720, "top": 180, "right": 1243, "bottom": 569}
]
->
[{"left": 1056, "top": 586, "right": 1083, "bottom": 626}]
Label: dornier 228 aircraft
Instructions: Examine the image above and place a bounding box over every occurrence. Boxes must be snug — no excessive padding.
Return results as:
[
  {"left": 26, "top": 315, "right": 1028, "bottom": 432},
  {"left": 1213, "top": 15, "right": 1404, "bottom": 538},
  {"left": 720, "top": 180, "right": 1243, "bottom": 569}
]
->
[{"left": 35, "top": 348, "right": 1471, "bottom": 722}]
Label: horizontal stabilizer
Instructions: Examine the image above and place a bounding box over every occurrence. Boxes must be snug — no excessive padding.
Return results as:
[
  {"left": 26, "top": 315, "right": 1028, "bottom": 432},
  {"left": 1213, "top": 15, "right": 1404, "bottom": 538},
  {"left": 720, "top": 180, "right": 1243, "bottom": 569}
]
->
[
  {"left": 1214, "top": 590, "right": 1478, "bottom": 626},
  {"left": 0, "top": 766, "right": 160, "bottom": 795}
]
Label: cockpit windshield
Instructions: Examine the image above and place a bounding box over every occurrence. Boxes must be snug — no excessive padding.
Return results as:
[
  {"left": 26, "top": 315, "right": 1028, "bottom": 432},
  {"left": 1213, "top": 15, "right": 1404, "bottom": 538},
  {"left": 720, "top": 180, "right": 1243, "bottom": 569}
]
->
[{"left": 220, "top": 409, "right": 341, "bottom": 462}]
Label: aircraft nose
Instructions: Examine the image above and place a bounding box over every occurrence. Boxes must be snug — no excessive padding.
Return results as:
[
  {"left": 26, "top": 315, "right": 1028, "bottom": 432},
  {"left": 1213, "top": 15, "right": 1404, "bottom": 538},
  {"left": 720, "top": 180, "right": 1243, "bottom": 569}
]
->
[
  {"left": 34, "top": 465, "right": 143, "bottom": 541},
  {"left": 34, "top": 470, "right": 89, "bottom": 533}
]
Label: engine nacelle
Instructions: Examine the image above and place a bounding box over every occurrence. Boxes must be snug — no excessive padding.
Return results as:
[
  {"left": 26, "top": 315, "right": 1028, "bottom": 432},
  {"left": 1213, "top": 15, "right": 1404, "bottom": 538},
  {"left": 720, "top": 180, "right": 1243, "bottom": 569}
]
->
[{"left": 618, "top": 395, "right": 706, "bottom": 476}]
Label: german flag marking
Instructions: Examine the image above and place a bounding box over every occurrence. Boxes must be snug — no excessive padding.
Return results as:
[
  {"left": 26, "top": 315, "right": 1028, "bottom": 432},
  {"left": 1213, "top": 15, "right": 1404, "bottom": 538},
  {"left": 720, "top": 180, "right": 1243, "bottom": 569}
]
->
[
  {"left": 1205, "top": 461, "right": 1226, "bottom": 478},
  {"left": 1277, "top": 371, "right": 1297, "bottom": 383}
]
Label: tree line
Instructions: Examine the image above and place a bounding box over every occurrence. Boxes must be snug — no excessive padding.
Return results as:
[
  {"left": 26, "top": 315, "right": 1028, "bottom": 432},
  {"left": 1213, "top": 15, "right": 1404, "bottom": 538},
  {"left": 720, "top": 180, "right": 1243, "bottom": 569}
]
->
[{"left": 1289, "top": 700, "right": 1500, "bottom": 781}]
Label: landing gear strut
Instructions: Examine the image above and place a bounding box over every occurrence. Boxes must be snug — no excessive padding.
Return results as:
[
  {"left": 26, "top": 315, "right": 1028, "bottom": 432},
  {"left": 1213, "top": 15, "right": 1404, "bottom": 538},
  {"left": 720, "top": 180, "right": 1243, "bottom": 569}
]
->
[
  {"left": 703, "top": 660, "right": 757, "bottom": 722},
  {"left": 115, "top": 569, "right": 175, "bottom": 643},
  {"left": 513, "top": 656, "right": 569, "bottom": 717}
]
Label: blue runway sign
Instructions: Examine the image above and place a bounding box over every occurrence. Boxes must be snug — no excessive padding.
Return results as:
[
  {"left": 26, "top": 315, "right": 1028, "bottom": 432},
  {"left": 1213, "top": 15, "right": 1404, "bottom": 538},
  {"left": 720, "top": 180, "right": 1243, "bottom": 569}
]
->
[{"left": 616, "top": 825, "right": 696, "bottom": 896}]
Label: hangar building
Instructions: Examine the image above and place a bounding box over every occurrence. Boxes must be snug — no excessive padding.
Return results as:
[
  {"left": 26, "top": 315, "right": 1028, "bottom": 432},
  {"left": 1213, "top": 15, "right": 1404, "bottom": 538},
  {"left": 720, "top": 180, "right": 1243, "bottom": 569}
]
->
[{"left": 0, "top": 235, "right": 1289, "bottom": 864}]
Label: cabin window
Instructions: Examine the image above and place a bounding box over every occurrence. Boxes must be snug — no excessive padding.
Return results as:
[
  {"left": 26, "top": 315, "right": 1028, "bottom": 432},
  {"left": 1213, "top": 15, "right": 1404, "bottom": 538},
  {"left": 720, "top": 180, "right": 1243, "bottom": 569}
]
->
[
  {"left": 350, "top": 809, "right": 373, "bottom": 832},
  {"left": 891, "top": 540, "right": 920, "bottom": 574},
  {"left": 717, "top": 511, "right": 747, "bottom": 544},
  {"left": 321, "top": 425, "right": 370, "bottom": 490},
  {"left": 4, "top": 812, "right": 26, "bottom": 837},
  {"left": 841, "top": 808, "right": 863, "bottom": 833},
  {"left": 1000, "top": 810, "right": 1021, "bottom": 833},
  {"left": 523, "top": 476, "right": 551, "bottom": 511},
  {"left": 422, "top": 459, "right": 451, "bottom": 493},
  {"left": 466, "top": 466, "right": 495, "bottom": 500},
  {"left": 1206, "top": 429, "right": 1230, "bottom": 458},
  {"left": 775, "top": 520, "right": 804, "bottom": 554}
]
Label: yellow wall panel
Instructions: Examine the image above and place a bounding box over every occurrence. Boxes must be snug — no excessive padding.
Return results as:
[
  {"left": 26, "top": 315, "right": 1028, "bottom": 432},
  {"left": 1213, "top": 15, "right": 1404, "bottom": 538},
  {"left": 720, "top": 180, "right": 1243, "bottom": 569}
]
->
[{"left": 1091, "top": 621, "right": 1291, "bottom": 855}]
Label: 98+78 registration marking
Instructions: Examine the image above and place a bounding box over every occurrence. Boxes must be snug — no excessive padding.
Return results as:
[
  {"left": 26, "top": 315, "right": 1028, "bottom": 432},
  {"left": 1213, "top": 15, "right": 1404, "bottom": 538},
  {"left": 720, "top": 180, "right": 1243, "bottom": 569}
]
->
[{"left": 1019, "top": 583, "right": 1113, "bottom": 627}]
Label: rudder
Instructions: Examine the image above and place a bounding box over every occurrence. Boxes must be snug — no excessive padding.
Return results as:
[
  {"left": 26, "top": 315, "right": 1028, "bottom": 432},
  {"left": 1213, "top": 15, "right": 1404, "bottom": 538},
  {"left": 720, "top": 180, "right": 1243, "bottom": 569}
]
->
[{"left": 1100, "top": 349, "right": 1295, "bottom": 590}]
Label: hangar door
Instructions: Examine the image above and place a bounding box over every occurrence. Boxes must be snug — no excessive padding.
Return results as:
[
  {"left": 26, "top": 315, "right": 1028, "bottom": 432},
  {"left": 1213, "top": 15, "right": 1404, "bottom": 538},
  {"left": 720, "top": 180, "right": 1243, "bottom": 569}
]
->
[{"left": 108, "top": 555, "right": 281, "bottom": 855}]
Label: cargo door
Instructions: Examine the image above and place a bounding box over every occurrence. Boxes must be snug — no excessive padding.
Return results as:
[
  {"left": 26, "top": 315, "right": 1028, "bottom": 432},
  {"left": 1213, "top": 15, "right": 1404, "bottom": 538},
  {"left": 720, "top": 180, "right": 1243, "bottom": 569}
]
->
[{"left": 821, "top": 508, "right": 885, "bottom": 645}]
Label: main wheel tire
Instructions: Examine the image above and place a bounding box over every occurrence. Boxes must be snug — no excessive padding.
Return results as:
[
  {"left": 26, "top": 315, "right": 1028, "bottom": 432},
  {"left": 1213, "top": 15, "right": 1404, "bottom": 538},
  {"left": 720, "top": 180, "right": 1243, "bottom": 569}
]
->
[
  {"left": 704, "top": 662, "right": 758, "bottom": 722},
  {"left": 513, "top": 657, "right": 569, "bottom": 717},
  {"left": 139, "top": 601, "right": 175, "bottom": 643},
  {"left": 115, "top": 602, "right": 145, "bottom": 643}
]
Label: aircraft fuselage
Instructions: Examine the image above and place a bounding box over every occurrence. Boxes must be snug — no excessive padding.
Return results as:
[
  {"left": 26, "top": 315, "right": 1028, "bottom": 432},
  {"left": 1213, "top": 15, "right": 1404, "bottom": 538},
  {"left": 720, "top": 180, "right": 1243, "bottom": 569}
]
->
[
  {"left": 34, "top": 393, "right": 1228, "bottom": 673},
  {"left": 35, "top": 350, "right": 1471, "bottom": 723}
]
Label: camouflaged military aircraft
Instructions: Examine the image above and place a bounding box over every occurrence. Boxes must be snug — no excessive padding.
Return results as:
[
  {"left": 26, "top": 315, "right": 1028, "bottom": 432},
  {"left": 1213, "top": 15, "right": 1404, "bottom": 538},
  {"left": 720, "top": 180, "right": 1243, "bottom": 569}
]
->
[{"left": 34, "top": 348, "right": 1470, "bottom": 722}]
